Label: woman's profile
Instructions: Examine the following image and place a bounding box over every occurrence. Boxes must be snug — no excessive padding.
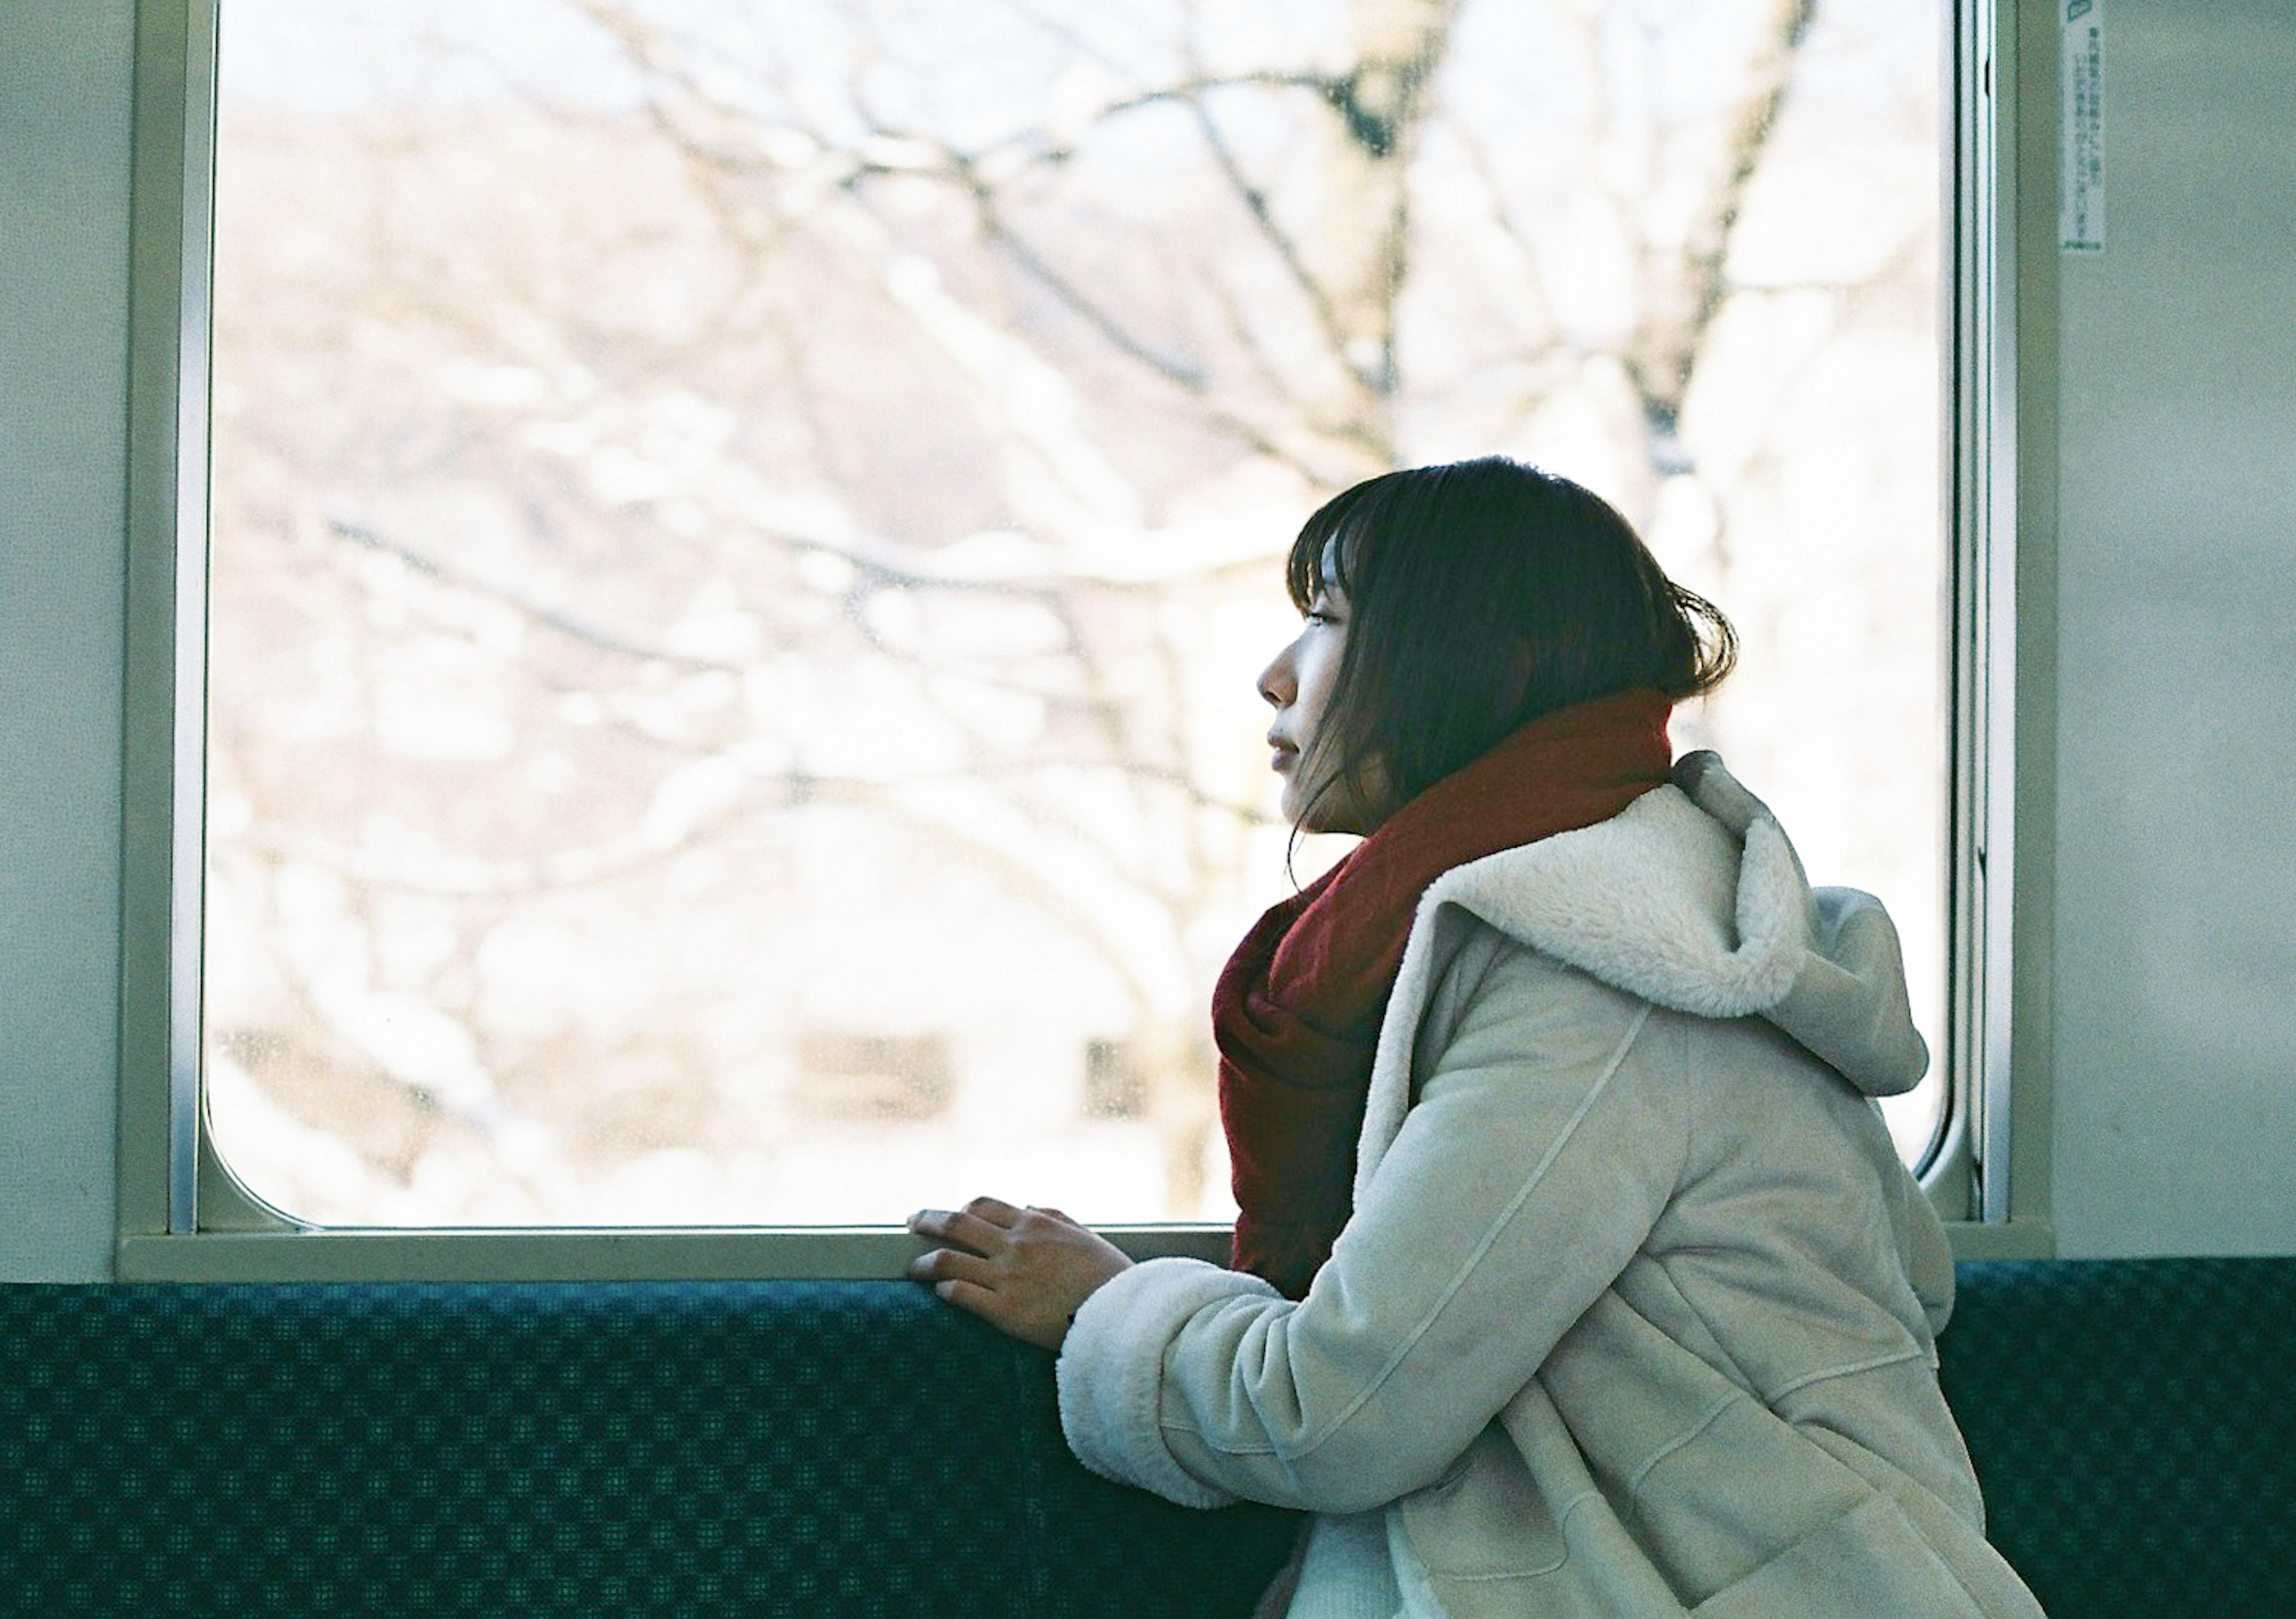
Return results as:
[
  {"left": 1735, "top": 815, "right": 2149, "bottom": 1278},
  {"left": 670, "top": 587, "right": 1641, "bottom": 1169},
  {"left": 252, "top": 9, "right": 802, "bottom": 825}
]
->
[{"left": 908, "top": 457, "right": 2044, "bottom": 1617}]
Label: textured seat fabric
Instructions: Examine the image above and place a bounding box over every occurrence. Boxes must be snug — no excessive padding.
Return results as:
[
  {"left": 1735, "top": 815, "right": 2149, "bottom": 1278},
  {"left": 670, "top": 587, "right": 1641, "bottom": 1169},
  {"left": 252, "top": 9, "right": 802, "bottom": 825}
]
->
[
  {"left": 7, "top": 1261, "right": 2292, "bottom": 1617},
  {"left": 0, "top": 1281, "right": 1297, "bottom": 1618},
  {"left": 1940, "top": 1258, "right": 2296, "bottom": 1619}
]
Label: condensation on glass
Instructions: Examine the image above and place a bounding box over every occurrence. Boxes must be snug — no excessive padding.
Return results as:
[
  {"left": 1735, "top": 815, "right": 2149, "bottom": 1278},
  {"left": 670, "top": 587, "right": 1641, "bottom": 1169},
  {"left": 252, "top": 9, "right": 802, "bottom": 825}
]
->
[{"left": 204, "top": 0, "right": 1944, "bottom": 1225}]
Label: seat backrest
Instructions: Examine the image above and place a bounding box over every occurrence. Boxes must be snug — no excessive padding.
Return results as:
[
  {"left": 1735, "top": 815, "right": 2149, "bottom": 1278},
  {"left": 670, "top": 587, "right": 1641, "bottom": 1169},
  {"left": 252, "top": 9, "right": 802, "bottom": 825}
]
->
[
  {"left": 1940, "top": 1257, "right": 2296, "bottom": 1619},
  {"left": 0, "top": 1280, "right": 1297, "bottom": 1618}
]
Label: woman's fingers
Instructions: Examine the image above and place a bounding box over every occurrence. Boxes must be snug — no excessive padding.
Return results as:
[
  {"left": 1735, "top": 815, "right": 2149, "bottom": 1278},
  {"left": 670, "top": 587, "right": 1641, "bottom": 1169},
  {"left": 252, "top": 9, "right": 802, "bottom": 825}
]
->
[
  {"left": 961, "top": 1194, "right": 1023, "bottom": 1227},
  {"left": 928, "top": 1276, "right": 1000, "bottom": 1321},
  {"left": 906, "top": 1206, "right": 1011, "bottom": 1255},
  {"left": 906, "top": 1245, "right": 996, "bottom": 1288}
]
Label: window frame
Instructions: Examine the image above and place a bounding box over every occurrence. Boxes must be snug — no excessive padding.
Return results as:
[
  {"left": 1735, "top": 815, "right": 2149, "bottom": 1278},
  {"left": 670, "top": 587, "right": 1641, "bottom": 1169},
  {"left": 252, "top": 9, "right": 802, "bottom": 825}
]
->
[{"left": 115, "top": 0, "right": 2057, "bottom": 1282}]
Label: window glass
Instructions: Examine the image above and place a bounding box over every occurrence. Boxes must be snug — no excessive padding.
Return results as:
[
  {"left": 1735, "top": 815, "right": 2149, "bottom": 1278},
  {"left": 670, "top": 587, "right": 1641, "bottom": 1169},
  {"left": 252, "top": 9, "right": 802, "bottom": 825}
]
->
[{"left": 206, "top": 0, "right": 1943, "bottom": 1225}]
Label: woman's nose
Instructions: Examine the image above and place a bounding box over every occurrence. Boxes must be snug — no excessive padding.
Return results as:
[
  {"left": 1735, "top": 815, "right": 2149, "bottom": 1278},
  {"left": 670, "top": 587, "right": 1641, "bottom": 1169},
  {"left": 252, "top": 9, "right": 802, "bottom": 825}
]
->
[{"left": 1257, "top": 644, "right": 1296, "bottom": 708}]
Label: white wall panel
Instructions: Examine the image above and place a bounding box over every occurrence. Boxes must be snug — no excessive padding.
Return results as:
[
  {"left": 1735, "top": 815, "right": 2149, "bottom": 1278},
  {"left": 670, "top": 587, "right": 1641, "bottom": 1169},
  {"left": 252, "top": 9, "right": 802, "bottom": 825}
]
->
[
  {"left": 2050, "top": 0, "right": 2296, "bottom": 1254},
  {"left": 0, "top": 4, "right": 137, "bottom": 1280}
]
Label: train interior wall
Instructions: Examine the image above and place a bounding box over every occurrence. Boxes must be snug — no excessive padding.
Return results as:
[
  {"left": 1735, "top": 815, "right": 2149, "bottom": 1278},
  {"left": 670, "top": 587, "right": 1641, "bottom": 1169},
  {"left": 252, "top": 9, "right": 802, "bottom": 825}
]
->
[
  {"left": 5, "top": 1, "right": 2294, "bottom": 1279},
  {"left": 2043, "top": 0, "right": 2296, "bottom": 1256}
]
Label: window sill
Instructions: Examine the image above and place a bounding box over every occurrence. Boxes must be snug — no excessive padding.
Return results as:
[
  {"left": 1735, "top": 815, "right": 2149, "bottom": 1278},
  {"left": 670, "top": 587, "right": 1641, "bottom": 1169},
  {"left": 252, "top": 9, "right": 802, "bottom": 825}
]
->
[
  {"left": 112, "top": 1224, "right": 1235, "bottom": 1283},
  {"left": 118, "top": 1219, "right": 2051, "bottom": 1283}
]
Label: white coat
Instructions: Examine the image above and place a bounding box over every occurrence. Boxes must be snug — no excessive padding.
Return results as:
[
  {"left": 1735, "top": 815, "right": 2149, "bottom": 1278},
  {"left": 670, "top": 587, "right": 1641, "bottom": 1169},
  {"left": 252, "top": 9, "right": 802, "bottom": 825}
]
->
[{"left": 1057, "top": 756, "right": 2044, "bottom": 1618}]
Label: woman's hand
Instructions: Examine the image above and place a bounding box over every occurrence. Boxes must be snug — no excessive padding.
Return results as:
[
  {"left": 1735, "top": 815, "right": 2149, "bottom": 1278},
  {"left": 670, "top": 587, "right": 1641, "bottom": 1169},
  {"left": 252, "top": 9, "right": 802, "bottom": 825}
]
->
[{"left": 906, "top": 1196, "right": 1135, "bottom": 1349}]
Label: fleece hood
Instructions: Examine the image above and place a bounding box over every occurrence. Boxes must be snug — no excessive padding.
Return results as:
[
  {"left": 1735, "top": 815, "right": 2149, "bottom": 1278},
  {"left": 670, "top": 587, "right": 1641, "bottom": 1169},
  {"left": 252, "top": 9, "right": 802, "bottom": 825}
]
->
[{"left": 1396, "top": 751, "right": 1929, "bottom": 1099}]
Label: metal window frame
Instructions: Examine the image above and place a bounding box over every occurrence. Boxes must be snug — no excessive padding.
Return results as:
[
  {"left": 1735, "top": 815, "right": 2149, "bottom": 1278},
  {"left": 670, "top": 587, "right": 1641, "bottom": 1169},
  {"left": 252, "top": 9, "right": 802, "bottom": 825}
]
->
[
  {"left": 1935, "top": 0, "right": 2059, "bottom": 1260},
  {"left": 114, "top": 0, "right": 2054, "bottom": 1282}
]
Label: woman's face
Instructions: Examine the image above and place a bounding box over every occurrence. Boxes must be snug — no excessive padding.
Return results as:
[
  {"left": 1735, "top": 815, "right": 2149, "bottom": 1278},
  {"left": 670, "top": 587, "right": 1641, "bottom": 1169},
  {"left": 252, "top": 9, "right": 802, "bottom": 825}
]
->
[{"left": 1259, "top": 569, "right": 1387, "bottom": 836}]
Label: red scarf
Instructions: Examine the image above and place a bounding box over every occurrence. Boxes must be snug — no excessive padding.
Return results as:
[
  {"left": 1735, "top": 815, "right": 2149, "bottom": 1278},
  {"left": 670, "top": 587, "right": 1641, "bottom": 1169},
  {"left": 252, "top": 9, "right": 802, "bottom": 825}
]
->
[{"left": 1214, "top": 688, "right": 1674, "bottom": 1299}]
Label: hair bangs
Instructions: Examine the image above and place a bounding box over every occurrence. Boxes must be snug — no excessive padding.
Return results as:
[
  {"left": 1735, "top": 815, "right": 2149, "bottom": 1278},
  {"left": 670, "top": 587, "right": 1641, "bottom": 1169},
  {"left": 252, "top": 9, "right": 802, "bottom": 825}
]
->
[{"left": 1286, "top": 478, "right": 1390, "bottom": 611}]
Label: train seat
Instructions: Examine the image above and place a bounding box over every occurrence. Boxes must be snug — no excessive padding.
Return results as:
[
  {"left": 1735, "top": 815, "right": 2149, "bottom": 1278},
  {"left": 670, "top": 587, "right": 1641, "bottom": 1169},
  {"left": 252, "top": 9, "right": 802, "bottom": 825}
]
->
[{"left": 1, "top": 1257, "right": 2290, "bottom": 1617}]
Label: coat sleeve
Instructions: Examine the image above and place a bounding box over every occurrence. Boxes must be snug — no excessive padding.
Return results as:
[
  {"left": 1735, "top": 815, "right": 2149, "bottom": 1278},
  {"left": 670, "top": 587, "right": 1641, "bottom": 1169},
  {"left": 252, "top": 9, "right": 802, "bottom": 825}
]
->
[{"left": 1057, "top": 952, "right": 1689, "bottom": 1513}]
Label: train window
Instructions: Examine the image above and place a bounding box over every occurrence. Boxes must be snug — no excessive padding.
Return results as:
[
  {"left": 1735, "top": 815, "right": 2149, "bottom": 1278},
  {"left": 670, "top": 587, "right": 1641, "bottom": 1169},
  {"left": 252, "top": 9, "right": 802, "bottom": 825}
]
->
[{"left": 141, "top": 0, "right": 1995, "bottom": 1263}]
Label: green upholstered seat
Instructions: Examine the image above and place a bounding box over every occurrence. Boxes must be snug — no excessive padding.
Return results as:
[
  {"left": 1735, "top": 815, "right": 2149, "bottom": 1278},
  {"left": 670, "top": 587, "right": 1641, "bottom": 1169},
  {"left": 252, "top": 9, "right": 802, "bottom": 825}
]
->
[
  {"left": 1940, "top": 1258, "right": 2296, "bottom": 1619},
  {"left": 7, "top": 1260, "right": 2293, "bottom": 1617},
  {"left": 0, "top": 1281, "right": 1297, "bottom": 1617}
]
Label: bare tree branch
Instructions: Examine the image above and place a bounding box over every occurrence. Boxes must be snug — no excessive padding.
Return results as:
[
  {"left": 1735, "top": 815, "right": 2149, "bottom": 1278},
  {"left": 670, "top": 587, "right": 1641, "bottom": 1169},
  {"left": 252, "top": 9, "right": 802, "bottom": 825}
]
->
[
  {"left": 329, "top": 515, "right": 746, "bottom": 674},
  {"left": 1187, "top": 96, "right": 1355, "bottom": 372},
  {"left": 1621, "top": 0, "right": 1819, "bottom": 463}
]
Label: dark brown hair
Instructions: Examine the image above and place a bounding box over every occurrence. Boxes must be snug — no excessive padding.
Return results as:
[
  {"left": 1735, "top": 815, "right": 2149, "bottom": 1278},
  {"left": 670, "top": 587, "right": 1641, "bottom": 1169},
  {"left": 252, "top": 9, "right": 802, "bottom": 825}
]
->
[{"left": 1285, "top": 457, "right": 1735, "bottom": 821}]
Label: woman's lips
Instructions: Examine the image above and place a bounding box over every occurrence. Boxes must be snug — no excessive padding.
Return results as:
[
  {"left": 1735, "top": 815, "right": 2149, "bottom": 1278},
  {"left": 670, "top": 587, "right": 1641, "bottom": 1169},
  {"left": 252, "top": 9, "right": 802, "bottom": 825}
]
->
[{"left": 1268, "top": 737, "right": 1297, "bottom": 772}]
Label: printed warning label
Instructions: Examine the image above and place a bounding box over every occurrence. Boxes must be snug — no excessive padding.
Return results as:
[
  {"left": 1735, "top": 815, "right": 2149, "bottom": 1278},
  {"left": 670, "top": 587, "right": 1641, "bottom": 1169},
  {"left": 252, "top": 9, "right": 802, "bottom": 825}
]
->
[{"left": 2062, "top": 0, "right": 2105, "bottom": 252}]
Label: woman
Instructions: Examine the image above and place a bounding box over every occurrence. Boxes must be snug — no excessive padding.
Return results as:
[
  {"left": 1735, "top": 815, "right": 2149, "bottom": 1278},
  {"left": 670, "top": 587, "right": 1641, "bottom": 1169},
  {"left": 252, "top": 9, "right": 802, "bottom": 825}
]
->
[{"left": 908, "top": 459, "right": 2042, "bottom": 1618}]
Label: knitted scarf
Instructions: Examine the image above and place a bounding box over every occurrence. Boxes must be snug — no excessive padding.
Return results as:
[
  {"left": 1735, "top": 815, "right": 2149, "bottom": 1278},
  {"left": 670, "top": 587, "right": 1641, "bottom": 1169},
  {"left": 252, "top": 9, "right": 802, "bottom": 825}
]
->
[{"left": 1214, "top": 687, "right": 1675, "bottom": 1299}]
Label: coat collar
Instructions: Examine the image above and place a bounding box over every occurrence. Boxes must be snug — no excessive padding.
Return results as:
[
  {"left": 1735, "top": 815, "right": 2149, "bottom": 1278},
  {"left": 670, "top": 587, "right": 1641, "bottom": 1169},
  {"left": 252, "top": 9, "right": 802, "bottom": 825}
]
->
[{"left": 1353, "top": 757, "right": 1928, "bottom": 1197}]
